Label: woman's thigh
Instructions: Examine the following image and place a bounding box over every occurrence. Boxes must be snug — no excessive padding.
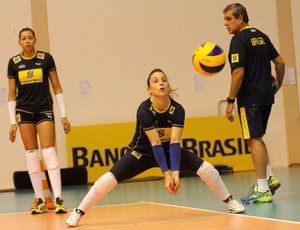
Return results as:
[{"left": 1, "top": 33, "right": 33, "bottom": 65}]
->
[
  {"left": 110, "top": 151, "right": 157, "bottom": 182},
  {"left": 36, "top": 121, "right": 56, "bottom": 148},
  {"left": 19, "top": 124, "right": 38, "bottom": 150}
]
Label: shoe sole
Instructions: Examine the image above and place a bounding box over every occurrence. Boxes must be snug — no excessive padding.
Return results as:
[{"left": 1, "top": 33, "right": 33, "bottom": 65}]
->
[
  {"left": 241, "top": 198, "right": 273, "bottom": 204},
  {"left": 65, "top": 222, "right": 78, "bottom": 227},
  {"left": 228, "top": 209, "right": 246, "bottom": 214},
  {"left": 269, "top": 183, "right": 281, "bottom": 195},
  {"left": 31, "top": 210, "right": 48, "bottom": 214},
  {"left": 55, "top": 209, "right": 68, "bottom": 214}
]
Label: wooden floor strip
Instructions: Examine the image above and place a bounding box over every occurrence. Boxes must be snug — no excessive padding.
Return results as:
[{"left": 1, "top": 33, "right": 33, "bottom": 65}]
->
[{"left": 0, "top": 202, "right": 299, "bottom": 230}]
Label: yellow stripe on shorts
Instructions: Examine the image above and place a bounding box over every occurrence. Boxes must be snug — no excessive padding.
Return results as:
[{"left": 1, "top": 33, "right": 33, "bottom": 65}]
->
[{"left": 240, "top": 107, "right": 250, "bottom": 139}]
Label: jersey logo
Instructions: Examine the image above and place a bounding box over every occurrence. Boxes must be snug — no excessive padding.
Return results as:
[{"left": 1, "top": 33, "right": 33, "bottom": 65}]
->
[
  {"left": 231, "top": 53, "right": 239, "bottom": 63},
  {"left": 149, "top": 105, "right": 156, "bottom": 116},
  {"left": 18, "top": 68, "right": 43, "bottom": 85},
  {"left": 251, "top": 37, "right": 266, "bottom": 46},
  {"left": 13, "top": 55, "right": 22, "bottom": 64},
  {"left": 131, "top": 151, "right": 142, "bottom": 160},
  {"left": 156, "top": 127, "right": 171, "bottom": 142},
  {"left": 18, "top": 64, "right": 26, "bottom": 69},
  {"left": 45, "top": 112, "right": 53, "bottom": 119},
  {"left": 169, "top": 105, "right": 175, "bottom": 115},
  {"left": 158, "top": 129, "right": 165, "bottom": 137},
  {"left": 16, "top": 113, "right": 21, "bottom": 123},
  {"left": 37, "top": 52, "right": 45, "bottom": 60}
]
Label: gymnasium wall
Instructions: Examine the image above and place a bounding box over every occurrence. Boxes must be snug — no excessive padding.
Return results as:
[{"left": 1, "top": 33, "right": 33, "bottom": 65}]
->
[
  {"left": 0, "top": 0, "right": 33, "bottom": 190},
  {"left": 0, "top": 0, "right": 298, "bottom": 190}
]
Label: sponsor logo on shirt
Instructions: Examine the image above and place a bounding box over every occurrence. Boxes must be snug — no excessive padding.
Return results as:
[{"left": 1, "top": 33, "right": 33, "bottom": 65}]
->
[
  {"left": 18, "top": 68, "right": 43, "bottom": 85},
  {"left": 231, "top": 53, "right": 239, "bottom": 63},
  {"left": 18, "top": 64, "right": 26, "bottom": 69},
  {"left": 13, "top": 55, "right": 21, "bottom": 64},
  {"left": 251, "top": 37, "right": 266, "bottom": 46},
  {"left": 37, "top": 52, "right": 45, "bottom": 60}
]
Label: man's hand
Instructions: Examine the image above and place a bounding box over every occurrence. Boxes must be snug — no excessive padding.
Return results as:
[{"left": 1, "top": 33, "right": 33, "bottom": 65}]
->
[{"left": 226, "top": 103, "right": 235, "bottom": 122}]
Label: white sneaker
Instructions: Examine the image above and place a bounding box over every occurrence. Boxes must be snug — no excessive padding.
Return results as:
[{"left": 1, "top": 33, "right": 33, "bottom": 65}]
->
[
  {"left": 226, "top": 199, "right": 246, "bottom": 214},
  {"left": 65, "top": 209, "right": 82, "bottom": 227}
]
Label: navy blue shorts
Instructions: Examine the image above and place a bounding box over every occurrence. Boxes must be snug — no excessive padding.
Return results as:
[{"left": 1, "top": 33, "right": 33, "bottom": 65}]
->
[
  {"left": 238, "top": 105, "right": 272, "bottom": 139},
  {"left": 16, "top": 110, "right": 55, "bottom": 126}
]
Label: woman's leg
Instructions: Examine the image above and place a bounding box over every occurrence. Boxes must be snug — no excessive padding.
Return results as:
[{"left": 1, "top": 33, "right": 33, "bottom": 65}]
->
[
  {"left": 36, "top": 121, "right": 62, "bottom": 199},
  {"left": 19, "top": 124, "right": 44, "bottom": 200},
  {"left": 78, "top": 151, "right": 152, "bottom": 213},
  {"left": 65, "top": 151, "right": 155, "bottom": 226},
  {"left": 180, "top": 149, "right": 231, "bottom": 200}
]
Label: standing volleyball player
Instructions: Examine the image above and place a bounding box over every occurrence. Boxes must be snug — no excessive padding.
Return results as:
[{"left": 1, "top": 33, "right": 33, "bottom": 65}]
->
[
  {"left": 65, "top": 68, "right": 245, "bottom": 227},
  {"left": 7, "top": 28, "right": 71, "bottom": 214},
  {"left": 223, "top": 3, "right": 285, "bottom": 203}
]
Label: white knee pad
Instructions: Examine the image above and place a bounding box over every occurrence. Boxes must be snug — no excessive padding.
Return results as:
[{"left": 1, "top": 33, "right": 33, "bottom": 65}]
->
[
  {"left": 196, "top": 161, "right": 219, "bottom": 187},
  {"left": 94, "top": 172, "right": 118, "bottom": 195},
  {"left": 25, "top": 149, "right": 41, "bottom": 174},
  {"left": 42, "top": 146, "right": 59, "bottom": 170}
]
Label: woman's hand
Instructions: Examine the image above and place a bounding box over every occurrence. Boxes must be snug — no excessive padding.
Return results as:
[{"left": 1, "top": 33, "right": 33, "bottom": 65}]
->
[
  {"left": 164, "top": 171, "right": 179, "bottom": 195},
  {"left": 9, "top": 124, "right": 18, "bottom": 143},
  {"left": 61, "top": 117, "right": 71, "bottom": 134},
  {"left": 171, "top": 171, "right": 180, "bottom": 194}
]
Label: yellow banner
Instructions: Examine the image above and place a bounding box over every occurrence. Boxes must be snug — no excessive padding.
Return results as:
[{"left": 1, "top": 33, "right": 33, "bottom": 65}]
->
[{"left": 66, "top": 115, "right": 254, "bottom": 184}]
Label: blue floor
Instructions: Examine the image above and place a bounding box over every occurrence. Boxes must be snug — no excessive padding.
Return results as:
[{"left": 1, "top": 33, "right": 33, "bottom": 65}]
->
[{"left": 0, "top": 167, "right": 299, "bottom": 223}]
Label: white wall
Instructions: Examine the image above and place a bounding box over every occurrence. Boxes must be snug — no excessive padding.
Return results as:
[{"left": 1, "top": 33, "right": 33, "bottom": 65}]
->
[
  {"left": 0, "top": 0, "right": 294, "bottom": 190},
  {"left": 291, "top": 0, "right": 300, "bottom": 110},
  {"left": 0, "top": 0, "right": 32, "bottom": 189}
]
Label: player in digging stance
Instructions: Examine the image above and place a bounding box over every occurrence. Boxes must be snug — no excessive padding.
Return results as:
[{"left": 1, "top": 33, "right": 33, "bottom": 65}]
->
[{"left": 65, "top": 69, "right": 245, "bottom": 227}]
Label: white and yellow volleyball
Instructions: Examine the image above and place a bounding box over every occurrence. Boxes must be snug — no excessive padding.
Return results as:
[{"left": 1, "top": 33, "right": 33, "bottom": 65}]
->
[{"left": 192, "top": 42, "right": 226, "bottom": 76}]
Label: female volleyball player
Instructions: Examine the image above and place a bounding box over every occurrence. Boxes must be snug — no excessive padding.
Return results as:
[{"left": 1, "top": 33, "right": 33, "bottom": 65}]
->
[
  {"left": 65, "top": 68, "right": 245, "bottom": 227},
  {"left": 7, "top": 28, "right": 71, "bottom": 214}
]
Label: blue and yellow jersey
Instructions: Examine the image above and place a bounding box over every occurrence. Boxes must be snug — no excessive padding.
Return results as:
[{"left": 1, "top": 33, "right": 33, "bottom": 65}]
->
[
  {"left": 7, "top": 51, "right": 56, "bottom": 112},
  {"left": 128, "top": 98, "right": 185, "bottom": 155},
  {"left": 228, "top": 26, "right": 279, "bottom": 106}
]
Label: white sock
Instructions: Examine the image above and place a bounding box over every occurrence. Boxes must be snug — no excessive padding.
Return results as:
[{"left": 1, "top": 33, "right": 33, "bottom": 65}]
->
[
  {"left": 257, "top": 178, "right": 268, "bottom": 192},
  {"left": 42, "top": 147, "right": 62, "bottom": 199},
  {"left": 196, "top": 161, "right": 231, "bottom": 201},
  {"left": 266, "top": 164, "right": 273, "bottom": 179},
  {"left": 78, "top": 172, "right": 117, "bottom": 213},
  {"left": 26, "top": 150, "right": 44, "bottom": 200}
]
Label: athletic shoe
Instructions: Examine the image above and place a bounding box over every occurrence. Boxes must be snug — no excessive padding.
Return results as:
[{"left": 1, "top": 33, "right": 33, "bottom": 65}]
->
[
  {"left": 31, "top": 198, "right": 48, "bottom": 214},
  {"left": 65, "top": 209, "right": 83, "bottom": 227},
  {"left": 226, "top": 199, "right": 246, "bottom": 213},
  {"left": 241, "top": 185, "right": 273, "bottom": 204},
  {"left": 268, "top": 176, "right": 281, "bottom": 195},
  {"left": 54, "top": 197, "right": 68, "bottom": 214}
]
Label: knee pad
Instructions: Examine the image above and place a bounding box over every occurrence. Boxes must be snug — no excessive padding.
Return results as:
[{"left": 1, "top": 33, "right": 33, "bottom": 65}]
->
[
  {"left": 42, "top": 146, "right": 59, "bottom": 170},
  {"left": 94, "top": 172, "right": 117, "bottom": 195},
  {"left": 25, "top": 149, "right": 41, "bottom": 174},
  {"left": 196, "top": 161, "right": 219, "bottom": 187}
]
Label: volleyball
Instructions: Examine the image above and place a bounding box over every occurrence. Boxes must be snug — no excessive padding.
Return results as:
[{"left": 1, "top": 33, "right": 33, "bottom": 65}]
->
[{"left": 192, "top": 42, "right": 226, "bottom": 76}]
